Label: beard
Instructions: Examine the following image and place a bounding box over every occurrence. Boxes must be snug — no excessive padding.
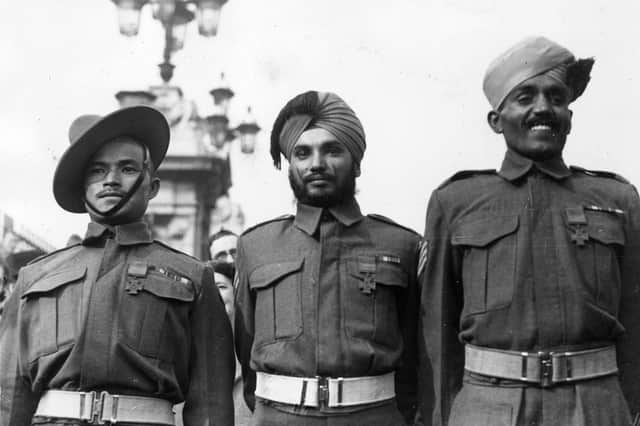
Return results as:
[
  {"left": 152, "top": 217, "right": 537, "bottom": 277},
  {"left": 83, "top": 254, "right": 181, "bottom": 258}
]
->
[{"left": 289, "top": 167, "right": 357, "bottom": 208}]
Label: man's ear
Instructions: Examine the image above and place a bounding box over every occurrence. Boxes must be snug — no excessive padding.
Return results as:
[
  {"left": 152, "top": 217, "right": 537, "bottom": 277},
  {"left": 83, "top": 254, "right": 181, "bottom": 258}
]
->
[
  {"left": 487, "top": 110, "right": 503, "bottom": 134},
  {"left": 354, "top": 163, "right": 361, "bottom": 178},
  {"left": 148, "top": 177, "right": 160, "bottom": 200}
]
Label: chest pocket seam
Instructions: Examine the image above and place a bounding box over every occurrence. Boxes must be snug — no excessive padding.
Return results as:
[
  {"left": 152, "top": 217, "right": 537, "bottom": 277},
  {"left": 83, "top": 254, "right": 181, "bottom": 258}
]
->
[
  {"left": 22, "top": 266, "right": 87, "bottom": 298},
  {"left": 583, "top": 212, "right": 625, "bottom": 246},
  {"left": 249, "top": 259, "right": 304, "bottom": 290},
  {"left": 451, "top": 215, "right": 519, "bottom": 247},
  {"left": 141, "top": 273, "right": 195, "bottom": 302}
]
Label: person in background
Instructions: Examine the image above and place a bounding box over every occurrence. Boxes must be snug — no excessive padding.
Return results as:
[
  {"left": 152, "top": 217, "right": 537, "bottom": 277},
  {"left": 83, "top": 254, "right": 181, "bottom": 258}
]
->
[
  {"left": 421, "top": 36, "right": 640, "bottom": 425},
  {"left": 208, "top": 228, "right": 238, "bottom": 263},
  {"left": 0, "top": 106, "right": 234, "bottom": 425},
  {"left": 235, "top": 90, "right": 422, "bottom": 425}
]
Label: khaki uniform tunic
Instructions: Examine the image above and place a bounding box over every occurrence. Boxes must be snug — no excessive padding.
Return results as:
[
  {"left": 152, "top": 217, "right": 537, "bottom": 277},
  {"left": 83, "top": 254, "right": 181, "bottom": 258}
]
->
[
  {"left": 234, "top": 199, "right": 421, "bottom": 424},
  {"left": 421, "top": 150, "right": 640, "bottom": 425},
  {"left": 0, "top": 222, "right": 234, "bottom": 426}
]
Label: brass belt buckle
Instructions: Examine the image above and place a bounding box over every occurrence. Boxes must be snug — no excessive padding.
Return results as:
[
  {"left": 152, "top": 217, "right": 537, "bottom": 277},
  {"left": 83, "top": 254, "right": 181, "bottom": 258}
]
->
[{"left": 538, "top": 352, "right": 553, "bottom": 388}]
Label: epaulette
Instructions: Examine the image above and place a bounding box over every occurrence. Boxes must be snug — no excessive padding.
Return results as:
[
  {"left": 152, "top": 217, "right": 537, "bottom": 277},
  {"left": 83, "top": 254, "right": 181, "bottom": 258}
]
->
[
  {"left": 154, "top": 240, "right": 200, "bottom": 262},
  {"left": 367, "top": 214, "right": 420, "bottom": 236},
  {"left": 570, "top": 166, "right": 630, "bottom": 184},
  {"left": 437, "top": 169, "right": 497, "bottom": 189},
  {"left": 27, "top": 243, "right": 81, "bottom": 266},
  {"left": 242, "top": 214, "right": 294, "bottom": 236}
]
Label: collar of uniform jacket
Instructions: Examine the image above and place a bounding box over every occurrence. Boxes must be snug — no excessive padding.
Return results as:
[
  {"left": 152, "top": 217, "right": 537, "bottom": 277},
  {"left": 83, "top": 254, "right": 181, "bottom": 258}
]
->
[
  {"left": 499, "top": 149, "right": 571, "bottom": 182},
  {"left": 82, "top": 221, "right": 154, "bottom": 246},
  {"left": 294, "top": 197, "right": 364, "bottom": 235}
]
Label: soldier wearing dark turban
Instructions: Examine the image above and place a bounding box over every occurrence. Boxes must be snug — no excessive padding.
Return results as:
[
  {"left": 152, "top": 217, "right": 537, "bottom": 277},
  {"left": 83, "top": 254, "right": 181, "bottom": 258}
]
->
[
  {"left": 421, "top": 36, "right": 640, "bottom": 425},
  {"left": 235, "top": 91, "right": 424, "bottom": 425}
]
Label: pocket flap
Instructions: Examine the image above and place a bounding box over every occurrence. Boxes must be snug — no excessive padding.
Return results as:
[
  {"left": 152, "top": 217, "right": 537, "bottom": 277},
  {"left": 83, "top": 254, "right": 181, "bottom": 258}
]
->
[
  {"left": 452, "top": 215, "right": 519, "bottom": 247},
  {"left": 348, "top": 258, "right": 408, "bottom": 288},
  {"left": 23, "top": 266, "right": 87, "bottom": 298},
  {"left": 249, "top": 259, "right": 304, "bottom": 290},
  {"left": 586, "top": 213, "right": 625, "bottom": 245},
  {"left": 142, "top": 275, "right": 195, "bottom": 302}
]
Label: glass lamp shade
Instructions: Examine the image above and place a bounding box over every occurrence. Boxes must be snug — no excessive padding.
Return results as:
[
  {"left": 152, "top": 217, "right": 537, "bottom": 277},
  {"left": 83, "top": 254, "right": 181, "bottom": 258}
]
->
[
  {"left": 169, "top": 3, "right": 194, "bottom": 52},
  {"left": 196, "top": 0, "right": 222, "bottom": 36},
  {"left": 151, "top": 0, "right": 175, "bottom": 23},
  {"left": 114, "top": 0, "right": 145, "bottom": 36},
  {"left": 209, "top": 73, "right": 235, "bottom": 115},
  {"left": 236, "top": 107, "right": 260, "bottom": 154},
  {"left": 207, "top": 114, "right": 230, "bottom": 149}
]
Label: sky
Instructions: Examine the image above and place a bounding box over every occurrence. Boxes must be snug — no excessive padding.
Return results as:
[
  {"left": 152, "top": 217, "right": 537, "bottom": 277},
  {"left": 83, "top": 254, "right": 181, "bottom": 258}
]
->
[{"left": 2, "top": 0, "right": 640, "bottom": 248}]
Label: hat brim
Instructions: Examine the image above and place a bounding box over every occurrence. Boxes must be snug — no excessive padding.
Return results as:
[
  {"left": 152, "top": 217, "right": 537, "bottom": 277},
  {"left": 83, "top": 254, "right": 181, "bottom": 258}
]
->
[{"left": 53, "top": 106, "right": 169, "bottom": 213}]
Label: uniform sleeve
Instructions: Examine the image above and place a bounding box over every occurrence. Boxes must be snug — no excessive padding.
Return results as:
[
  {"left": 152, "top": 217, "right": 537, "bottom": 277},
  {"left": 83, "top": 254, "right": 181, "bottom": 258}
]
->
[
  {"left": 182, "top": 266, "right": 234, "bottom": 426},
  {"left": 420, "top": 191, "right": 464, "bottom": 426},
  {"left": 616, "top": 184, "right": 640, "bottom": 416},
  {"left": 233, "top": 237, "right": 256, "bottom": 412},
  {"left": 0, "top": 272, "right": 39, "bottom": 426},
  {"left": 395, "top": 235, "right": 421, "bottom": 424}
]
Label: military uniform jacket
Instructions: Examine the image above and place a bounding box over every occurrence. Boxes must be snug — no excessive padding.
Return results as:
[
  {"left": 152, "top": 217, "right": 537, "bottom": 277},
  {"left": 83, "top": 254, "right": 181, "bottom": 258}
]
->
[
  {"left": 0, "top": 222, "right": 234, "bottom": 426},
  {"left": 421, "top": 150, "right": 640, "bottom": 425},
  {"left": 234, "top": 198, "right": 421, "bottom": 423}
]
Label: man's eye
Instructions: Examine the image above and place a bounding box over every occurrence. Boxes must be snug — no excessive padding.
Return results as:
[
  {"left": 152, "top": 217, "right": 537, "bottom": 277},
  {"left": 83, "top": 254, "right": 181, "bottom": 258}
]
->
[
  {"left": 87, "top": 167, "right": 105, "bottom": 176},
  {"left": 516, "top": 94, "right": 532, "bottom": 104},
  {"left": 294, "top": 149, "right": 309, "bottom": 158},
  {"left": 122, "top": 166, "right": 139, "bottom": 174}
]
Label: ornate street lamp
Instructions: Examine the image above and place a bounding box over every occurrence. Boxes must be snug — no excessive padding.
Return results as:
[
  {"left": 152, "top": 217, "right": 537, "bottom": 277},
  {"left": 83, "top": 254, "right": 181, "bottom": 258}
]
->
[{"left": 109, "top": 0, "right": 230, "bottom": 83}]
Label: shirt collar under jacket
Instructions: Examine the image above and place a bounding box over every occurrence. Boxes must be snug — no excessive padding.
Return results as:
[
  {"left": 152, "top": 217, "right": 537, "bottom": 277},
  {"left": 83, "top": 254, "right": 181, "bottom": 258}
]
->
[
  {"left": 294, "top": 197, "right": 364, "bottom": 235},
  {"left": 498, "top": 149, "right": 571, "bottom": 182},
  {"left": 83, "top": 221, "right": 154, "bottom": 246}
]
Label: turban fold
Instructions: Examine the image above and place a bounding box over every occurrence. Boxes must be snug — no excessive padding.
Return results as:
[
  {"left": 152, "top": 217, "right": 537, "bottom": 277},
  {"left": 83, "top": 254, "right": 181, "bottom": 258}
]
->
[
  {"left": 483, "top": 36, "right": 594, "bottom": 110},
  {"left": 270, "top": 91, "right": 366, "bottom": 169}
]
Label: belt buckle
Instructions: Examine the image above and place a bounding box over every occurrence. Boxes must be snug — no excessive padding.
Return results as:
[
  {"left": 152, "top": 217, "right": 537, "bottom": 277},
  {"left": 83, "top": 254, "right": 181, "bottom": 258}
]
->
[
  {"left": 86, "top": 391, "right": 109, "bottom": 424},
  {"left": 317, "top": 377, "right": 329, "bottom": 408},
  {"left": 538, "top": 351, "right": 553, "bottom": 388}
]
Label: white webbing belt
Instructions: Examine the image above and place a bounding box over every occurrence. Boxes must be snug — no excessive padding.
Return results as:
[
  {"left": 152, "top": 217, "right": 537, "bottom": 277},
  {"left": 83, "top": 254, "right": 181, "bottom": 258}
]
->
[
  {"left": 465, "top": 344, "right": 618, "bottom": 387},
  {"left": 35, "top": 390, "right": 175, "bottom": 425},
  {"left": 255, "top": 371, "right": 395, "bottom": 408}
]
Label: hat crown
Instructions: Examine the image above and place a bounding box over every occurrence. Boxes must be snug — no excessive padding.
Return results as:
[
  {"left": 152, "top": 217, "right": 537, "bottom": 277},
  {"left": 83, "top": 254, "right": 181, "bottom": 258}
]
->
[{"left": 68, "top": 114, "right": 102, "bottom": 145}]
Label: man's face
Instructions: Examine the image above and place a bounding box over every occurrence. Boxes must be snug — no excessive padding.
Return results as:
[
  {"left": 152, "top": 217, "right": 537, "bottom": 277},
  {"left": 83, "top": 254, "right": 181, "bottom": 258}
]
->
[
  {"left": 489, "top": 74, "right": 573, "bottom": 161},
  {"left": 214, "top": 272, "right": 234, "bottom": 318},
  {"left": 288, "top": 128, "right": 359, "bottom": 207},
  {"left": 209, "top": 234, "right": 238, "bottom": 263},
  {"left": 83, "top": 138, "right": 159, "bottom": 226}
]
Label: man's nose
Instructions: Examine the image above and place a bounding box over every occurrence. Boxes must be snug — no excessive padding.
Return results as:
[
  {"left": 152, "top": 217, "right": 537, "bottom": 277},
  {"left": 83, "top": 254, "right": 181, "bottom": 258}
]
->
[
  {"left": 103, "top": 168, "right": 122, "bottom": 186},
  {"left": 309, "top": 151, "right": 326, "bottom": 170},
  {"left": 532, "top": 94, "right": 553, "bottom": 114}
]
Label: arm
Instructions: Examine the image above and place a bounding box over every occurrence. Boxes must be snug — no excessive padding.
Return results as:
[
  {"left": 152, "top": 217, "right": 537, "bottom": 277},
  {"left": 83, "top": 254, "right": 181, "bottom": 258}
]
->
[
  {"left": 182, "top": 266, "right": 234, "bottom": 426},
  {"left": 617, "top": 184, "right": 640, "bottom": 416},
  {"left": 395, "top": 236, "right": 421, "bottom": 424},
  {"left": 0, "top": 273, "right": 39, "bottom": 426},
  {"left": 420, "top": 191, "right": 464, "bottom": 426},
  {"left": 233, "top": 238, "right": 256, "bottom": 412}
]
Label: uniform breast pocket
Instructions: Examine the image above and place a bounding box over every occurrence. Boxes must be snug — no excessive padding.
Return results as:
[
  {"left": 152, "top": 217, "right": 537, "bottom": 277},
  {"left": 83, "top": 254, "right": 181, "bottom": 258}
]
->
[
  {"left": 570, "top": 211, "right": 625, "bottom": 313},
  {"left": 451, "top": 215, "right": 519, "bottom": 316},
  {"left": 118, "top": 272, "right": 195, "bottom": 362},
  {"left": 249, "top": 259, "right": 304, "bottom": 347},
  {"left": 344, "top": 256, "right": 408, "bottom": 346},
  {"left": 21, "top": 266, "right": 86, "bottom": 363}
]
